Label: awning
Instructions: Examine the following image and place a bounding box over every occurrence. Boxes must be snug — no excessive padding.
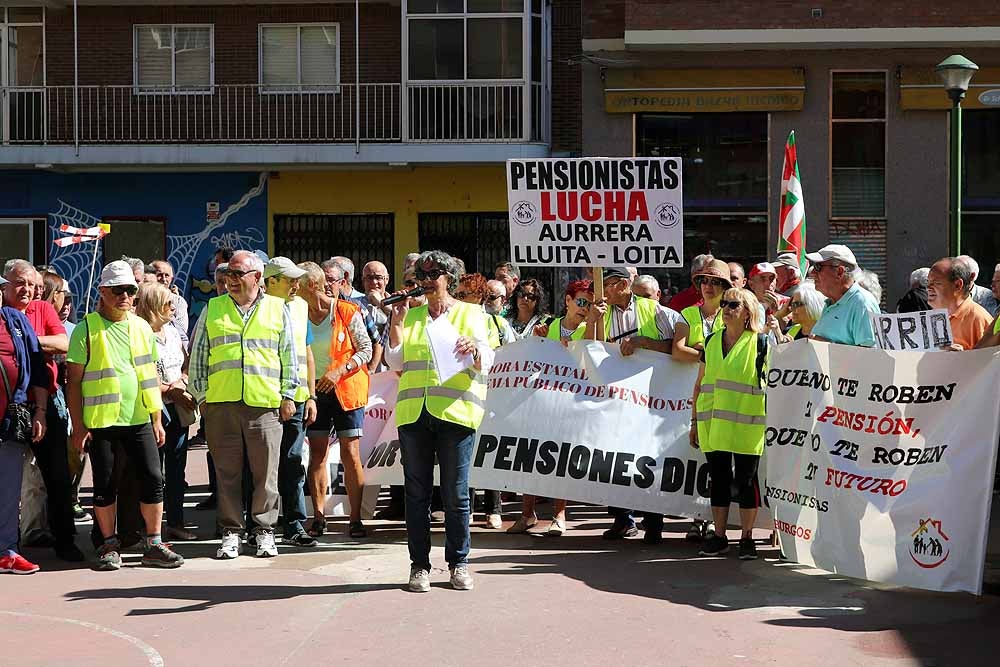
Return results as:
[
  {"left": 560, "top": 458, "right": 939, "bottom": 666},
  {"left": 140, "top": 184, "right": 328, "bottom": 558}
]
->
[
  {"left": 604, "top": 68, "right": 805, "bottom": 113},
  {"left": 900, "top": 66, "right": 1000, "bottom": 110}
]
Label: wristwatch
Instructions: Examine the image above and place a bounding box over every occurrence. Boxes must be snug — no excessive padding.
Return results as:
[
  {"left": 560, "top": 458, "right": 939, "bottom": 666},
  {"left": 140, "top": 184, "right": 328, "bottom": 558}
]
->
[{"left": 345, "top": 359, "right": 355, "bottom": 372}]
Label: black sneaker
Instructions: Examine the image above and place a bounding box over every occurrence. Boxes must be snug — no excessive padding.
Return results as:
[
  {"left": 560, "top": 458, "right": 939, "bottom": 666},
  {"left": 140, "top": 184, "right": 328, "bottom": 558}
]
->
[
  {"left": 73, "top": 504, "right": 89, "bottom": 521},
  {"left": 698, "top": 534, "right": 729, "bottom": 556},
  {"left": 54, "top": 542, "right": 86, "bottom": 563},
  {"left": 285, "top": 532, "right": 318, "bottom": 548},
  {"left": 142, "top": 542, "right": 184, "bottom": 568},
  {"left": 602, "top": 522, "right": 638, "bottom": 540},
  {"left": 738, "top": 538, "right": 758, "bottom": 560},
  {"left": 642, "top": 528, "right": 663, "bottom": 545}
]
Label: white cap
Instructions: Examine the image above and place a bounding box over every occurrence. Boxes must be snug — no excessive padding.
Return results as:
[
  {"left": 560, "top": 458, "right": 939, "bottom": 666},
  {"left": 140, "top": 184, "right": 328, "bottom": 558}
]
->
[
  {"left": 772, "top": 252, "right": 800, "bottom": 269},
  {"left": 805, "top": 244, "right": 858, "bottom": 268},
  {"left": 98, "top": 260, "right": 138, "bottom": 288},
  {"left": 263, "top": 256, "right": 307, "bottom": 280}
]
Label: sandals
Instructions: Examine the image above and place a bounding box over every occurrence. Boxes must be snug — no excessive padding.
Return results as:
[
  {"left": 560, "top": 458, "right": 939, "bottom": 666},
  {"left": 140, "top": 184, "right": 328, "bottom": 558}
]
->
[
  {"left": 307, "top": 517, "right": 326, "bottom": 538},
  {"left": 349, "top": 521, "right": 368, "bottom": 538}
]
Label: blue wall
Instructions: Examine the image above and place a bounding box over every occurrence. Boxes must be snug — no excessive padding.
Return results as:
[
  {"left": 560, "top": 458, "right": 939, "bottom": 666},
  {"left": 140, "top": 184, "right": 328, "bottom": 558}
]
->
[{"left": 0, "top": 171, "right": 268, "bottom": 321}]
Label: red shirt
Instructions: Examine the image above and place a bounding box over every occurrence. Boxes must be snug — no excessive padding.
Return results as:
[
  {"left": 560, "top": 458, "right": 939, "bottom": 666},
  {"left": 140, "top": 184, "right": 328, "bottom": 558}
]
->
[
  {"left": 668, "top": 285, "right": 702, "bottom": 313},
  {"left": 23, "top": 300, "right": 64, "bottom": 394},
  {"left": 0, "top": 319, "right": 21, "bottom": 420}
]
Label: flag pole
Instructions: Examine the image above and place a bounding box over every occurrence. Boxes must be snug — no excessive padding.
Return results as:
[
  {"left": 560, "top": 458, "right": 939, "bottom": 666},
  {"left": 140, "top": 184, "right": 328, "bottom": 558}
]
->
[
  {"left": 84, "top": 238, "right": 101, "bottom": 313},
  {"left": 593, "top": 267, "right": 605, "bottom": 342}
]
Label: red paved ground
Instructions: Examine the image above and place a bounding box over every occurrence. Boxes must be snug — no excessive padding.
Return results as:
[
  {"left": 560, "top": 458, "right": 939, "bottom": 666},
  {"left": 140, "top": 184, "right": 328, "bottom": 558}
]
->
[{"left": 3, "top": 448, "right": 998, "bottom": 666}]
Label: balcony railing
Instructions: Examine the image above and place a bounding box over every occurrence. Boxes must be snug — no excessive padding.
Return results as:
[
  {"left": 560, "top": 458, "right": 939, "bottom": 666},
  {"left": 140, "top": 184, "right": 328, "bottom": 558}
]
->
[{"left": 0, "top": 82, "right": 547, "bottom": 146}]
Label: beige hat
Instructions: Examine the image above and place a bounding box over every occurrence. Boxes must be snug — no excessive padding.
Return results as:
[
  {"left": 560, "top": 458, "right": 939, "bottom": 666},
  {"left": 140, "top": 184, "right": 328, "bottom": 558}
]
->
[
  {"left": 98, "top": 260, "right": 138, "bottom": 288},
  {"left": 263, "top": 256, "right": 307, "bottom": 280},
  {"left": 692, "top": 259, "right": 733, "bottom": 286},
  {"left": 806, "top": 244, "right": 858, "bottom": 268}
]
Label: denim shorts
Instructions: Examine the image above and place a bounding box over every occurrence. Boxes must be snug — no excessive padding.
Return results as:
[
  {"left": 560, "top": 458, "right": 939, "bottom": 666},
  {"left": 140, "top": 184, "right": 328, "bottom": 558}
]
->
[{"left": 309, "top": 392, "right": 364, "bottom": 439}]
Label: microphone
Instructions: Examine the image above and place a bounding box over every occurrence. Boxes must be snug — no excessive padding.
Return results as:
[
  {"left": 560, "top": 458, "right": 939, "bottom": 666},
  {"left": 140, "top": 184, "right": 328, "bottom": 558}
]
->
[{"left": 382, "top": 286, "right": 426, "bottom": 306}]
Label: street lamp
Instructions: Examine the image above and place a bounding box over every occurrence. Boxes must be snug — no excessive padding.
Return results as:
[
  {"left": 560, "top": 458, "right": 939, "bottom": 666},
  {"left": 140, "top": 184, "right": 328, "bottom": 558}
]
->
[{"left": 935, "top": 54, "right": 978, "bottom": 255}]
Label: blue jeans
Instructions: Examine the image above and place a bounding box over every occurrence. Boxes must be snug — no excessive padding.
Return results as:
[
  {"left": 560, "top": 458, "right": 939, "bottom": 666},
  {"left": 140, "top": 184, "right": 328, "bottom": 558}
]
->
[
  {"left": 162, "top": 404, "right": 190, "bottom": 526},
  {"left": 277, "top": 402, "right": 307, "bottom": 537},
  {"left": 399, "top": 409, "right": 473, "bottom": 569},
  {"left": 0, "top": 440, "right": 26, "bottom": 554}
]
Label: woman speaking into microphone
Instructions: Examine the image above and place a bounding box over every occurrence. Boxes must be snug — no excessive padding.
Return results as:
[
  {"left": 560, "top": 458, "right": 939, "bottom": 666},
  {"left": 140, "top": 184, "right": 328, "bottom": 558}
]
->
[{"left": 385, "top": 251, "right": 493, "bottom": 593}]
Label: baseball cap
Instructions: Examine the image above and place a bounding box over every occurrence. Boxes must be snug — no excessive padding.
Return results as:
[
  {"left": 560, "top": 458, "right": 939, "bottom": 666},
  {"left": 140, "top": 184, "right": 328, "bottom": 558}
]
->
[
  {"left": 263, "top": 256, "right": 307, "bottom": 280},
  {"left": 772, "top": 252, "right": 800, "bottom": 269},
  {"left": 805, "top": 244, "right": 858, "bottom": 268},
  {"left": 748, "top": 262, "right": 777, "bottom": 280},
  {"left": 601, "top": 267, "right": 632, "bottom": 281},
  {"left": 98, "top": 260, "right": 138, "bottom": 288}
]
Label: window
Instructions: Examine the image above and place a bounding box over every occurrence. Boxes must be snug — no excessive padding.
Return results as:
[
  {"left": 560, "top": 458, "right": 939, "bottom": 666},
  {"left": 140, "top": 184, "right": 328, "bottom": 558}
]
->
[
  {"left": 260, "top": 24, "right": 339, "bottom": 92},
  {"left": 134, "top": 25, "right": 213, "bottom": 92},
  {"left": 0, "top": 219, "right": 38, "bottom": 265},
  {"left": 407, "top": 0, "right": 525, "bottom": 80},
  {"left": 273, "top": 214, "right": 395, "bottom": 282},
  {"left": 962, "top": 110, "right": 1000, "bottom": 275},
  {"left": 101, "top": 219, "right": 166, "bottom": 266},
  {"left": 830, "top": 72, "right": 886, "bottom": 218}
]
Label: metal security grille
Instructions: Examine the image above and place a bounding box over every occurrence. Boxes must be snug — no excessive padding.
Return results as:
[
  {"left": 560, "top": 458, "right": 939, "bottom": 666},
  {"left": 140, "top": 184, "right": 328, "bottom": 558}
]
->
[
  {"left": 418, "top": 212, "right": 566, "bottom": 313},
  {"left": 273, "top": 214, "right": 395, "bottom": 285}
]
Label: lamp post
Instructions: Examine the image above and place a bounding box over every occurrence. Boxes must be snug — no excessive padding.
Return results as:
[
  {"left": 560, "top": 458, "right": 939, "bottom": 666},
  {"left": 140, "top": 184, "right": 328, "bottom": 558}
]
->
[{"left": 935, "top": 55, "right": 978, "bottom": 255}]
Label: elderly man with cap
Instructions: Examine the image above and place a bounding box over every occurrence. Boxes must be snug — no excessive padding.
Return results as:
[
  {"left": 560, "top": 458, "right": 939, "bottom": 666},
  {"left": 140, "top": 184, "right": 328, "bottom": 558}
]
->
[
  {"left": 772, "top": 253, "right": 804, "bottom": 297},
  {"left": 807, "top": 244, "right": 880, "bottom": 347},
  {"left": 747, "top": 262, "right": 789, "bottom": 317},
  {"left": 188, "top": 250, "right": 301, "bottom": 559},
  {"left": 66, "top": 261, "right": 183, "bottom": 570},
  {"left": 260, "top": 257, "right": 317, "bottom": 547},
  {"left": 588, "top": 266, "right": 683, "bottom": 543}
]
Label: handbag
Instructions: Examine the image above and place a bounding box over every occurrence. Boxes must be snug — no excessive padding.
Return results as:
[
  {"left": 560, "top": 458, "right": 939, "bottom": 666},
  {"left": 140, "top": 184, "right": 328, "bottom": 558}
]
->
[{"left": 0, "top": 359, "right": 34, "bottom": 444}]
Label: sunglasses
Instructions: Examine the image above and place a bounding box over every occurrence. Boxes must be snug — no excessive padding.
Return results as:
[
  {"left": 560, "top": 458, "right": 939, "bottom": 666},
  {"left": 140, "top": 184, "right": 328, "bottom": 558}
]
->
[
  {"left": 695, "top": 276, "right": 729, "bottom": 288},
  {"left": 415, "top": 268, "right": 446, "bottom": 281},
  {"left": 573, "top": 296, "right": 592, "bottom": 308},
  {"left": 485, "top": 293, "right": 503, "bottom": 301},
  {"left": 224, "top": 268, "right": 257, "bottom": 278},
  {"left": 519, "top": 292, "right": 539, "bottom": 301},
  {"left": 720, "top": 300, "right": 743, "bottom": 310},
  {"left": 110, "top": 285, "right": 138, "bottom": 297}
]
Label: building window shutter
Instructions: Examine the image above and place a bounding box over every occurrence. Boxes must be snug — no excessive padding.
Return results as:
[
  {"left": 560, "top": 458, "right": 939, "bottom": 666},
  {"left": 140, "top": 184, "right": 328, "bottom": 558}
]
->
[
  {"left": 262, "top": 25, "right": 299, "bottom": 89},
  {"left": 300, "top": 25, "right": 338, "bottom": 87},
  {"left": 136, "top": 25, "right": 172, "bottom": 87},
  {"left": 174, "top": 26, "right": 212, "bottom": 88}
]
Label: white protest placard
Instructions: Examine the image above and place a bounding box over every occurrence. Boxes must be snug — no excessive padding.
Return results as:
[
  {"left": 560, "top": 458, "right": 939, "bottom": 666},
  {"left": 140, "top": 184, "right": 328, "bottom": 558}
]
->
[
  {"left": 764, "top": 340, "right": 1000, "bottom": 594},
  {"left": 469, "top": 338, "right": 771, "bottom": 522},
  {"left": 506, "top": 158, "right": 683, "bottom": 267},
  {"left": 871, "top": 309, "right": 953, "bottom": 351},
  {"left": 362, "top": 371, "right": 404, "bottom": 486}
]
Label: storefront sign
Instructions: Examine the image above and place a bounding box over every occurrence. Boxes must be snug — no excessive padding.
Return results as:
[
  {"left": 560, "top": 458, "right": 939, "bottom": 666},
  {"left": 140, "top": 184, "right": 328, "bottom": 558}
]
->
[
  {"left": 765, "top": 340, "right": 1000, "bottom": 594},
  {"left": 900, "top": 66, "right": 1000, "bottom": 110},
  {"left": 978, "top": 89, "right": 1000, "bottom": 106},
  {"left": 604, "top": 68, "right": 805, "bottom": 114},
  {"left": 505, "top": 158, "right": 684, "bottom": 267}
]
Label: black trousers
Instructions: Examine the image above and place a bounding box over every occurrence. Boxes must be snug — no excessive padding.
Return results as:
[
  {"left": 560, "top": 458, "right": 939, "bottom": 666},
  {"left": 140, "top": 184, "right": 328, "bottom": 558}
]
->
[
  {"left": 30, "top": 394, "right": 76, "bottom": 546},
  {"left": 609, "top": 507, "right": 663, "bottom": 531}
]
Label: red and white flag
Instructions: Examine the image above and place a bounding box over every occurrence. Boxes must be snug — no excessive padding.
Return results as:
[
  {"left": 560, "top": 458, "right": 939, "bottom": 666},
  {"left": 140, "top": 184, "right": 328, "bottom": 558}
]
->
[
  {"left": 53, "top": 223, "right": 110, "bottom": 247},
  {"left": 778, "top": 131, "right": 807, "bottom": 276}
]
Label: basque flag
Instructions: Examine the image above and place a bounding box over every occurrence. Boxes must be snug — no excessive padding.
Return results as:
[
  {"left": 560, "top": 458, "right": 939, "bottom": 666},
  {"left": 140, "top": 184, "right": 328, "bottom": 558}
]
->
[{"left": 778, "top": 131, "right": 807, "bottom": 276}]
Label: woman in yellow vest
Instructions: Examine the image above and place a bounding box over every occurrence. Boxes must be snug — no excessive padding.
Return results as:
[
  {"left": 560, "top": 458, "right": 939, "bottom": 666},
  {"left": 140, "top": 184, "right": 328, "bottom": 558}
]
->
[
  {"left": 689, "top": 287, "right": 768, "bottom": 561},
  {"left": 386, "top": 251, "right": 493, "bottom": 593},
  {"left": 672, "top": 258, "right": 731, "bottom": 362}
]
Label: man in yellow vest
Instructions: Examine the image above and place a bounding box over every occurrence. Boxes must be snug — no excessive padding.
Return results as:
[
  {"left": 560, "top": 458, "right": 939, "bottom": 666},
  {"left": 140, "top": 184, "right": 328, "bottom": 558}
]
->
[
  {"left": 66, "top": 260, "right": 183, "bottom": 571},
  {"left": 587, "top": 266, "right": 684, "bottom": 545},
  {"left": 188, "top": 251, "right": 301, "bottom": 560},
  {"left": 261, "top": 257, "right": 317, "bottom": 547}
]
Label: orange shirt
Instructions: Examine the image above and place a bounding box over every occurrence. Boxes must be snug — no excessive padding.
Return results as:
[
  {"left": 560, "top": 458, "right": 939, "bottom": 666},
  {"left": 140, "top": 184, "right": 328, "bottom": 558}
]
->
[{"left": 949, "top": 297, "right": 993, "bottom": 350}]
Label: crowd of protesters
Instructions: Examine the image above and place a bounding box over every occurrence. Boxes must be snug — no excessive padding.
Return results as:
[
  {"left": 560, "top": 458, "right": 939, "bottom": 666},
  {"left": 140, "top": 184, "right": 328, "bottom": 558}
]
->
[{"left": 1, "top": 242, "right": 998, "bottom": 587}]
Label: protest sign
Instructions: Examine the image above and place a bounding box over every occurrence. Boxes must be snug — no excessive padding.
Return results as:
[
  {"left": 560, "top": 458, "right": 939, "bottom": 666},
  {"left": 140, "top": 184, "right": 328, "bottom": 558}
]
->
[
  {"left": 469, "top": 338, "right": 770, "bottom": 522},
  {"left": 871, "top": 309, "right": 953, "bottom": 351},
  {"left": 506, "top": 158, "right": 683, "bottom": 267},
  {"left": 361, "top": 371, "right": 405, "bottom": 486},
  {"left": 765, "top": 340, "right": 1000, "bottom": 594}
]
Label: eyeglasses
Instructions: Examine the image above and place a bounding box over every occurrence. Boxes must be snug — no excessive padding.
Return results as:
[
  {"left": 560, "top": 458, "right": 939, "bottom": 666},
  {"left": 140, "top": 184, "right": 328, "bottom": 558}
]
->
[
  {"left": 415, "top": 268, "right": 446, "bottom": 281},
  {"left": 364, "top": 274, "right": 388, "bottom": 282},
  {"left": 110, "top": 285, "right": 138, "bottom": 297},
  {"left": 485, "top": 293, "right": 503, "bottom": 301},
  {"left": 519, "top": 292, "right": 539, "bottom": 301},
  {"left": 789, "top": 300, "right": 804, "bottom": 309},
  {"left": 573, "top": 297, "right": 592, "bottom": 308},
  {"left": 811, "top": 262, "right": 840, "bottom": 274},
  {"left": 720, "top": 300, "right": 742, "bottom": 310},
  {"left": 695, "top": 276, "right": 729, "bottom": 288},
  {"left": 224, "top": 268, "right": 257, "bottom": 278}
]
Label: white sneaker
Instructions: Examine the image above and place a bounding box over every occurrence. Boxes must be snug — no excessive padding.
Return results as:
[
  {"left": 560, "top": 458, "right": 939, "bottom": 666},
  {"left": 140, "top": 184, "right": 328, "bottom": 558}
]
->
[
  {"left": 409, "top": 567, "right": 431, "bottom": 593},
  {"left": 255, "top": 530, "right": 278, "bottom": 558},
  {"left": 216, "top": 531, "right": 241, "bottom": 560},
  {"left": 485, "top": 514, "right": 503, "bottom": 530},
  {"left": 449, "top": 564, "right": 474, "bottom": 590}
]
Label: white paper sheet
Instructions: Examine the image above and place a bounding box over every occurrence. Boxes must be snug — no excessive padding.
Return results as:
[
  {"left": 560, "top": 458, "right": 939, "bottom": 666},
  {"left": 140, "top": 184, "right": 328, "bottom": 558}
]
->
[{"left": 425, "top": 314, "right": 473, "bottom": 384}]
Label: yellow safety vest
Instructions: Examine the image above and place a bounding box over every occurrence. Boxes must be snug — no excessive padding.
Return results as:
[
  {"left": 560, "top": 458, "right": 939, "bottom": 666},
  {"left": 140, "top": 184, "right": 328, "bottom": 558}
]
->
[
  {"left": 994, "top": 317, "right": 1000, "bottom": 335},
  {"left": 695, "top": 329, "right": 767, "bottom": 455},
  {"left": 602, "top": 296, "right": 661, "bottom": 341},
  {"left": 396, "top": 301, "right": 487, "bottom": 430},
  {"left": 205, "top": 294, "right": 285, "bottom": 408},
  {"left": 546, "top": 317, "right": 585, "bottom": 341},
  {"left": 681, "top": 305, "right": 723, "bottom": 349},
  {"left": 287, "top": 296, "right": 310, "bottom": 403},
  {"left": 787, "top": 323, "right": 802, "bottom": 339},
  {"left": 81, "top": 312, "right": 162, "bottom": 429}
]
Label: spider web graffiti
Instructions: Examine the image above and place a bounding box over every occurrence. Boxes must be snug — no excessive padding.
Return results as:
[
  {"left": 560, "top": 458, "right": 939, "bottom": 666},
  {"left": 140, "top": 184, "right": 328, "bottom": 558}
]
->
[
  {"left": 168, "top": 172, "right": 268, "bottom": 292},
  {"left": 47, "top": 200, "right": 103, "bottom": 313}
]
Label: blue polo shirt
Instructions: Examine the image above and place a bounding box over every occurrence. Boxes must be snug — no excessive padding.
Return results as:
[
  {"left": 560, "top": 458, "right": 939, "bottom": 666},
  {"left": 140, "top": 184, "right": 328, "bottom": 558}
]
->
[{"left": 811, "top": 282, "right": 881, "bottom": 347}]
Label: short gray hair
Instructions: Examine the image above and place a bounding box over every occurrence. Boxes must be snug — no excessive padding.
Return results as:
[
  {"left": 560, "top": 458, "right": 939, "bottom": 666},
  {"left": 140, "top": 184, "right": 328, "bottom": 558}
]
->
[
  {"left": 936, "top": 257, "right": 974, "bottom": 295},
  {"left": 230, "top": 249, "right": 264, "bottom": 273},
  {"left": 633, "top": 274, "right": 660, "bottom": 293},
  {"left": 791, "top": 281, "right": 826, "bottom": 323},
  {"left": 320, "top": 258, "right": 344, "bottom": 281},
  {"left": 955, "top": 255, "right": 980, "bottom": 281},
  {"left": 4, "top": 258, "right": 32, "bottom": 278},
  {"left": 331, "top": 256, "right": 355, "bottom": 283},
  {"left": 121, "top": 255, "right": 145, "bottom": 273},
  {"left": 417, "top": 250, "right": 462, "bottom": 292},
  {"left": 403, "top": 253, "right": 421, "bottom": 271},
  {"left": 495, "top": 261, "right": 520, "bottom": 280},
  {"left": 909, "top": 267, "right": 930, "bottom": 289},
  {"left": 691, "top": 254, "right": 714, "bottom": 274},
  {"left": 857, "top": 269, "right": 882, "bottom": 303}
]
